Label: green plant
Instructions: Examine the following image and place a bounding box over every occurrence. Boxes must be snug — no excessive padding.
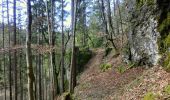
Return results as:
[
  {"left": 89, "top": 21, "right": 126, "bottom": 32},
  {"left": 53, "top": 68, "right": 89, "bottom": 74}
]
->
[
  {"left": 164, "top": 85, "right": 170, "bottom": 94},
  {"left": 127, "top": 62, "right": 136, "bottom": 69},
  {"left": 92, "top": 37, "right": 104, "bottom": 48},
  {"left": 143, "top": 92, "right": 155, "bottom": 100},
  {"left": 116, "top": 65, "right": 126, "bottom": 74},
  {"left": 100, "top": 63, "right": 112, "bottom": 72},
  {"left": 77, "top": 48, "right": 92, "bottom": 73},
  {"left": 162, "top": 52, "right": 170, "bottom": 72}
]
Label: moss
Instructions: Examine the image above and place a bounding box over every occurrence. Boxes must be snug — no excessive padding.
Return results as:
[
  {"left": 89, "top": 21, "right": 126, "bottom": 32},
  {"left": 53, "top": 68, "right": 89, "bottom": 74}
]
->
[
  {"left": 61, "top": 92, "right": 73, "bottom": 100},
  {"left": 143, "top": 92, "right": 155, "bottom": 100},
  {"left": 158, "top": 33, "right": 170, "bottom": 53},
  {"left": 158, "top": 13, "right": 170, "bottom": 35},
  {"left": 164, "top": 85, "right": 170, "bottom": 94},
  {"left": 157, "top": 0, "right": 170, "bottom": 53},
  {"left": 100, "top": 63, "right": 112, "bottom": 72},
  {"left": 162, "top": 52, "right": 170, "bottom": 72},
  {"left": 116, "top": 65, "right": 126, "bottom": 74},
  {"left": 164, "top": 33, "right": 170, "bottom": 48},
  {"left": 136, "top": 0, "right": 154, "bottom": 7}
]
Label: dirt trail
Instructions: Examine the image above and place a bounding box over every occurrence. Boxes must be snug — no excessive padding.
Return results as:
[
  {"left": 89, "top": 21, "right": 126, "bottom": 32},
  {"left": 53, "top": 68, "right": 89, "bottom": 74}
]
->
[{"left": 74, "top": 49, "right": 144, "bottom": 100}]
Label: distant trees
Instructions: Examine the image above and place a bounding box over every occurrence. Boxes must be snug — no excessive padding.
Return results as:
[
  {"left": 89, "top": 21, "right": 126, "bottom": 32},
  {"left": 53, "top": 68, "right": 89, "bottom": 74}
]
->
[{"left": 0, "top": 0, "right": 128, "bottom": 99}]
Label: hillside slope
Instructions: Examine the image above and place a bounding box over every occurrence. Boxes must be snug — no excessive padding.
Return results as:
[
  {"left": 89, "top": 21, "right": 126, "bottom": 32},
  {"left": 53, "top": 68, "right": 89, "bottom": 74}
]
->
[{"left": 74, "top": 49, "right": 170, "bottom": 100}]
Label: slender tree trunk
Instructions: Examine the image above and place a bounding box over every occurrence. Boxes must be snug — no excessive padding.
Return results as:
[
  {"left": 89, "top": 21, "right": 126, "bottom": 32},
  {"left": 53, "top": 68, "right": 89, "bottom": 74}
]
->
[
  {"left": 69, "top": 0, "right": 78, "bottom": 93},
  {"left": 1, "top": 1, "right": 6, "bottom": 99},
  {"left": 6, "top": 0, "right": 12, "bottom": 99},
  {"left": 13, "top": 0, "right": 18, "bottom": 99},
  {"left": 26, "top": 0, "right": 35, "bottom": 100},
  {"left": 46, "top": 0, "right": 55, "bottom": 99},
  {"left": 61, "top": 0, "right": 65, "bottom": 93}
]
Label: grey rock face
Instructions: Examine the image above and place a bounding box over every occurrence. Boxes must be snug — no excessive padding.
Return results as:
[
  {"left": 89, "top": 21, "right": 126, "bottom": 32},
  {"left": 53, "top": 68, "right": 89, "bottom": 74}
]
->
[
  {"left": 124, "top": 0, "right": 160, "bottom": 66},
  {"left": 129, "top": 18, "right": 160, "bottom": 65}
]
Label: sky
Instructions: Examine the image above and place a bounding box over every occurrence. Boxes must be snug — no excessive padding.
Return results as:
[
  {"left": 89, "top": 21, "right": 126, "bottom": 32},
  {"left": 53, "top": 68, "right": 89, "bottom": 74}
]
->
[{"left": 0, "top": 0, "right": 71, "bottom": 29}]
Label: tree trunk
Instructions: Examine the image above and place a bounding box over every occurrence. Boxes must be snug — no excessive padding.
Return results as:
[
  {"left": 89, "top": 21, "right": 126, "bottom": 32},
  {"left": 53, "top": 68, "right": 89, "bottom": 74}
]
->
[
  {"left": 1, "top": 1, "right": 6, "bottom": 99},
  {"left": 13, "top": 0, "right": 18, "bottom": 99},
  {"left": 69, "top": 0, "right": 78, "bottom": 93},
  {"left": 6, "top": 0, "right": 12, "bottom": 99},
  {"left": 26, "top": 0, "right": 35, "bottom": 100},
  {"left": 61, "top": 0, "right": 65, "bottom": 93}
]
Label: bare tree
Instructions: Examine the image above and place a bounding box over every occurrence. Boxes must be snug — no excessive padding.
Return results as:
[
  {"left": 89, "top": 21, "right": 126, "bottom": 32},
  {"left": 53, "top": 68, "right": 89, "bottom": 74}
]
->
[
  {"left": 1, "top": 0, "right": 7, "bottom": 99},
  {"left": 26, "top": 0, "right": 35, "bottom": 99},
  {"left": 69, "top": 0, "right": 78, "bottom": 93},
  {"left": 61, "top": 0, "right": 65, "bottom": 93},
  {"left": 13, "top": 0, "right": 18, "bottom": 99},
  {"left": 6, "top": 0, "right": 13, "bottom": 99}
]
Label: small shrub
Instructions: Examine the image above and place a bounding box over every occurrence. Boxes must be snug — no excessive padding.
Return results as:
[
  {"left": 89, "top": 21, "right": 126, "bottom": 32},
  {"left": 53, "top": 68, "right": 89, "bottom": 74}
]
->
[
  {"left": 164, "top": 85, "right": 170, "bottom": 94},
  {"left": 92, "top": 37, "right": 104, "bottom": 48},
  {"left": 143, "top": 92, "right": 155, "bottom": 100},
  {"left": 77, "top": 48, "right": 92, "bottom": 73},
  {"left": 100, "top": 63, "right": 112, "bottom": 72},
  {"left": 116, "top": 65, "right": 126, "bottom": 74},
  {"left": 127, "top": 62, "right": 136, "bottom": 69}
]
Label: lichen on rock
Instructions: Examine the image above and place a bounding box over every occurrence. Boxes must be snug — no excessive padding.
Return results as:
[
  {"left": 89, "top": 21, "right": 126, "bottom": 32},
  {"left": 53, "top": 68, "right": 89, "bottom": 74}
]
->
[{"left": 124, "top": 0, "right": 161, "bottom": 66}]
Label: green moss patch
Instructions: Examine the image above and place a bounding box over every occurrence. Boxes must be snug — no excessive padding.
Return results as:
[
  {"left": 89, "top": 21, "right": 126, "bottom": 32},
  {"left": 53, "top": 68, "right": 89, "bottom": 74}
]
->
[
  {"left": 136, "top": 0, "right": 154, "bottom": 7},
  {"left": 100, "top": 63, "right": 112, "bottom": 72},
  {"left": 163, "top": 85, "right": 170, "bottom": 94},
  {"left": 162, "top": 52, "right": 170, "bottom": 72},
  {"left": 143, "top": 92, "right": 156, "bottom": 100},
  {"left": 116, "top": 65, "right": 127, "bottom": 74}
]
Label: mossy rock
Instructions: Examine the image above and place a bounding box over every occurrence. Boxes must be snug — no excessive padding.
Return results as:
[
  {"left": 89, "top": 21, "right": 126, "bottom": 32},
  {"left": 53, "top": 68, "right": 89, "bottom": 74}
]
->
[{"left": 61, "top": 92, "right": 73, "bottom": 100}]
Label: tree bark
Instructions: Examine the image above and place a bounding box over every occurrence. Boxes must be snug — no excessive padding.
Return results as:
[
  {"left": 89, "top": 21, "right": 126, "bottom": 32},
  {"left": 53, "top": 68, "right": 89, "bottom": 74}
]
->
[
  {"left": 61, "top": 0, "right": 65, "bottom": 93},
  {"left": 1, "top": 1, "right": 6, "bottom": 99},
  {"left": 69, "top": 0, "right": 78, "bottom": 93},
  {"left": 26, "top": 0, "right": 35, "bottom": 100},
  {"left": 13, "top": 0, "right": 18, "bottom": 99},
  {"left": 6, "top": 0, "right": 12, "bottom": 99}
]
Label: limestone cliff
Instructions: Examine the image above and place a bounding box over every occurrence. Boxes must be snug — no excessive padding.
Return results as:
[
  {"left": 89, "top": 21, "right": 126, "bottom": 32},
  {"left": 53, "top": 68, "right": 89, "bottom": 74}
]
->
[{"left": 124, "top": 0, "right": 170, "bottom": 66}]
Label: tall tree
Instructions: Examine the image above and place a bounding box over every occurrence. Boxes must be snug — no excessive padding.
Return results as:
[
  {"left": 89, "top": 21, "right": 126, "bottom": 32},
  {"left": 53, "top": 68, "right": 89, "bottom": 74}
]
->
[
  {"left": 6, "top": 0, "right": 12, "bottom": 99},
  {"left": 106, "top": 0, "right": 117, "bottom": 50},
  {"left": 61, "top": 0, "right": 65, "bottom": 93},
  {"left": 26, "top": 0, "right": 35, "bottom": 100},
  {"left": 13, "top": 0, "right": 18, "bottom": 99},
  {"left": 69, "top": 0, "right": 78, "bottom": 93},
  {"left": 1, "top": 0, "right": 6, "bottom": 99}
]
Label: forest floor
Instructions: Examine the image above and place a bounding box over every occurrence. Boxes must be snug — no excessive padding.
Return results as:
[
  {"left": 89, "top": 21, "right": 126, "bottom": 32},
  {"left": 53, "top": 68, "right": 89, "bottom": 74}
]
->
[{"left": 74, "top": 48, "right": 170, "bottom": 100}]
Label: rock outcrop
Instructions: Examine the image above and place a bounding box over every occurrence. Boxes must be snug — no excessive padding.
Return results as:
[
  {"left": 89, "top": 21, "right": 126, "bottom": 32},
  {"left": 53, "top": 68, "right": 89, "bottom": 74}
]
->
[{"left": 124, "top": 0, "right": 161, "bottom": 66}]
